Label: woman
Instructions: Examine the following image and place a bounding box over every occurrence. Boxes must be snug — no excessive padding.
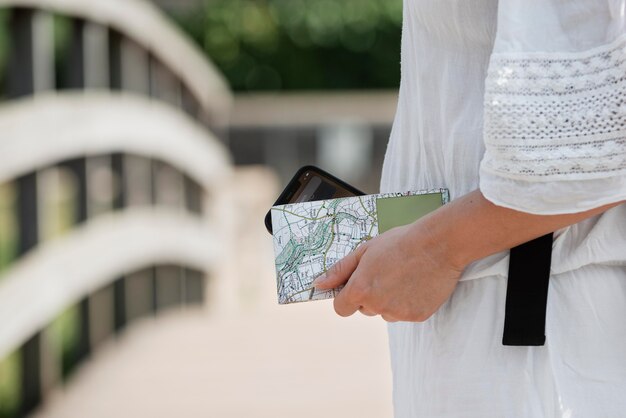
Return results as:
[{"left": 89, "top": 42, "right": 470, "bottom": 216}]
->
[{"left": 313, "top": 0, "right": 626, "bottom": 416}]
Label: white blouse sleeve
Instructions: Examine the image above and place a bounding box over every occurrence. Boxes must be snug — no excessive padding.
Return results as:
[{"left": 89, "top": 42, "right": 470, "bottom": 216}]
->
[{"left": 478, "top": 0, "right": 626, "bottom": 214}]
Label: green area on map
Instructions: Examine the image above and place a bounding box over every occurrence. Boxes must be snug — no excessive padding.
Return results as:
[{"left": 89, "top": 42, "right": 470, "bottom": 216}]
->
[{"left": 376, "top": 193, "right": 443, "bottom": 233}]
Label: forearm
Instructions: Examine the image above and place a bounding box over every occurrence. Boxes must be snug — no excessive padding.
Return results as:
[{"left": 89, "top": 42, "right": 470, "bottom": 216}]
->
[{"left": 415, "top": 188, "right": 625, "bottom": 271}]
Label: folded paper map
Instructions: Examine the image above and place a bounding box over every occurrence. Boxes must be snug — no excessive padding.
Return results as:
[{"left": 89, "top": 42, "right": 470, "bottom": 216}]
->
[{"left": 271, "top": 189, "right": 450, "bottom": 304}]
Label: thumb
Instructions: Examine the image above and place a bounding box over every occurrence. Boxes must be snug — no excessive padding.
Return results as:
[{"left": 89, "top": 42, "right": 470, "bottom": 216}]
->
[{"left": 312, "top": 243, "right": 367, "bottom": 290}]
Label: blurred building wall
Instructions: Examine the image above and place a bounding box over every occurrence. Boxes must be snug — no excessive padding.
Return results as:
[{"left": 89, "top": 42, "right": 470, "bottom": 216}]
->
[{"left": 228, "top": 91, "right": 396, "bottom": 194}]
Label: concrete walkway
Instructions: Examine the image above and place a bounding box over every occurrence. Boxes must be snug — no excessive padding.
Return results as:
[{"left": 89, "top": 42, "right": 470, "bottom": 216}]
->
[{"left": 32, "top": 167, "right": 393, "bottom": 418}]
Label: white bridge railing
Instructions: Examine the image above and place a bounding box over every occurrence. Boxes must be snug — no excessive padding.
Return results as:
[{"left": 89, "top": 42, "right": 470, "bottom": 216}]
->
[{"left": 0, "top": 1, "right": 233, "bottom": 416}]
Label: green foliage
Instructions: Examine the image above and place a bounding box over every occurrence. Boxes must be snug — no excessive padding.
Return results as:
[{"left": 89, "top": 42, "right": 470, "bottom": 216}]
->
[
  {"left": 171, "top": 0, "right": 402, "bottom": 91},
  {"left": 0, "top": 183, "right": 17, "bottom": 274},
  {"left": 0, "top": 351, "right": 21, "bottom": 418},
  {"left": 49, "top": 305, "right": 80, "bottom": 379}
]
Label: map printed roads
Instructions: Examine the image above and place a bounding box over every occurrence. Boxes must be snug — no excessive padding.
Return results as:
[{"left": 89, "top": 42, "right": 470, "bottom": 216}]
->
[{"left": 271, "top": 189, "right": 449, "bottom": 304}]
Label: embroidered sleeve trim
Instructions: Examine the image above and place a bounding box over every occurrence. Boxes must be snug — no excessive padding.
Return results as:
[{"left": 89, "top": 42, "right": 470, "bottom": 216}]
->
[{"left": 481, "top": 34, "right": 626, "bottom": 180}]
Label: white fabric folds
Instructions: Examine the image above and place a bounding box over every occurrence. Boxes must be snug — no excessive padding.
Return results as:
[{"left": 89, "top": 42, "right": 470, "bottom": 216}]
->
[
  {"left": 479, "top": 0, "right": 626, "bottom": 214},
  {"left": 380, "top": 1, "right": 626, "bottom": 416}
]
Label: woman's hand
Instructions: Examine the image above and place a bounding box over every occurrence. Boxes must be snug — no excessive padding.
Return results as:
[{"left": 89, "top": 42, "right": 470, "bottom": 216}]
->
[
  {"left": 312, "top": 218, "right": 465, "bottom": 322},
  {"left": 312, "top": 189, "right": 624, "bottom": 322}
]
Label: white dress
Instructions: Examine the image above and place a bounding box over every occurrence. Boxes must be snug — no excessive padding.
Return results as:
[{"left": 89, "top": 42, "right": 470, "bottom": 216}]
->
[{"left": 380, "top": 0, "right": 626, "bottom": 416}]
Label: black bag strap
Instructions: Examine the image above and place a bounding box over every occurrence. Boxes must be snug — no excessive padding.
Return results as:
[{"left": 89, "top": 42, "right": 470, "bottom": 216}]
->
[{"left": 502, "top": 232, "right": 554, "bottom": 346}]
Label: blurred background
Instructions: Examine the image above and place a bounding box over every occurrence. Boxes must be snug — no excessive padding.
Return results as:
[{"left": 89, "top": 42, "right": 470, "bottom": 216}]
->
[{"left": 0, "top": 0, "right": 401, "bottom": 416}]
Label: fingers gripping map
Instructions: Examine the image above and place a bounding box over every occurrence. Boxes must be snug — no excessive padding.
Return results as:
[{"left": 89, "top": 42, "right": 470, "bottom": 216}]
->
[{"left": 271, "top": 189, "right": 449, "bottom": 304}]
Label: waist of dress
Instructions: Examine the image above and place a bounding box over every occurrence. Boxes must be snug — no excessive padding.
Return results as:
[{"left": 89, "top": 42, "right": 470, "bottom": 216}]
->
[{"left": 458, "top": 203, "right": 626, "bottom": 282}]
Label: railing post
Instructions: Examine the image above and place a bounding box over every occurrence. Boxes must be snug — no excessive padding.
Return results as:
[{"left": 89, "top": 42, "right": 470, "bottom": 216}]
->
[
  {"left": 184, "top": 175, "right": 203, "bottom": 215},
  {"left": 149, "top": 57, "right": 182, "bottom": 107},
  {"left": 155, "top": 266, "right": 184, "bottom": 312},
  {"left": 59, "top": 158, "right": 88, "bottom": 225},
  {"left": 120, "top": 38, "right": 150, "bottom": 94},
  {"left": 84, "top": 22, "right": 109, "bottom": 89},
  {"left": 184, "top": 268, "right": 205, "bottom": 306},
  {"left": 125, "top": 268, "right": 157, "bottom": 322},
  {"left": 58, "top": 158, "right": 91, "bottom": 366},
  {"left": 111, "top": 154, "right": 127, "bottom": 335},
  {"left": 87, "top": 286, "right": 115, "bottom": 349}
]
